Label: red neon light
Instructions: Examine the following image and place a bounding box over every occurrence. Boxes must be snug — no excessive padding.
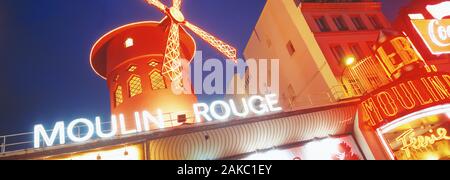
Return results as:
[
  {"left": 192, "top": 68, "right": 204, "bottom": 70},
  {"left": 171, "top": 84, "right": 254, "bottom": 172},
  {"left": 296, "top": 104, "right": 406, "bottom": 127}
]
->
[
  {"left": 359, "top": 73, "right": 450, "bottom": 128},
  {"left": 391, "top": 84, "right": 416, "bottom": 110}
]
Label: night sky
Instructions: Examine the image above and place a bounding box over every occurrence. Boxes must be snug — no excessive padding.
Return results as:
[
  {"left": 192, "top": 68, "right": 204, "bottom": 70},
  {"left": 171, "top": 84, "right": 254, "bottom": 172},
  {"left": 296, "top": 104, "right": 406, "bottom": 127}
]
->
[{"left": 0, "top": 0, "right": 410, "bottom": 135}]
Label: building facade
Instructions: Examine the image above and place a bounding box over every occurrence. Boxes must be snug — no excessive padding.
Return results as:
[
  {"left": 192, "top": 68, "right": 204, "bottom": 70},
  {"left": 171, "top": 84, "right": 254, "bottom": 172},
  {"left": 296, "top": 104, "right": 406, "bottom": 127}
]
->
[
  {"left": 354, "top": 0, "right": 450, "bottom": 160},
  {"left": 243, "top": 0, "right": 390, "bottom": 110}
]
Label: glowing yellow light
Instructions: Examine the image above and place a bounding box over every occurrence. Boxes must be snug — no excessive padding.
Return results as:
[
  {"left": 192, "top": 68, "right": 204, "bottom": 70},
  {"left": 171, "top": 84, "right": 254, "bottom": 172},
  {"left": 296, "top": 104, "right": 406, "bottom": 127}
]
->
[
  {"left": 128, "top": 65, "right": 137, "bottom": 72},
  {"left": 115, "top": 86, "right": 124, "bottom": 107},
  {"left": 128, "top": 76, "right": 143, "bottom": 97},
  {"left": 396, "top": 127, "right": 450, "bottom": 158},
  {"left": 424, "top": 153, "right": 439, "bottom": 160},
  {"left": 149, "top": 61, "right": 159, "bottom": 67},
  {"left": 344, "top": 57, "right": 356, "bottom": 66},
  {"left": 150, "top": 70, "right": 167, "bottom": 90}
]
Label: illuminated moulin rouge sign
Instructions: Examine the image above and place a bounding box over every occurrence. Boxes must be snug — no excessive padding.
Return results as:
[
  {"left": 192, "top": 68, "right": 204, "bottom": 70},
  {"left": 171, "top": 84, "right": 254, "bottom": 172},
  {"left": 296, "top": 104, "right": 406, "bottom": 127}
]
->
[
  {"left": 362, "top": 24, "right": 450, "bottom": 128},
  {"left": 34, "top": 94, "right": 282, "bottom": 148},
  {"left": 360, "top": 73, "right": 450, "bottom": 128}
]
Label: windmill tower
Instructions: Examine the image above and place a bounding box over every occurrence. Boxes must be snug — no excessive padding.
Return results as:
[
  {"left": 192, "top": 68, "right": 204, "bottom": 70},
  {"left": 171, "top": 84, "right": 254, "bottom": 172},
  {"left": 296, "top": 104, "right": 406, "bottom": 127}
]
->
[{"left": 90, "top": 0, "right": 237, "bottom": 130}]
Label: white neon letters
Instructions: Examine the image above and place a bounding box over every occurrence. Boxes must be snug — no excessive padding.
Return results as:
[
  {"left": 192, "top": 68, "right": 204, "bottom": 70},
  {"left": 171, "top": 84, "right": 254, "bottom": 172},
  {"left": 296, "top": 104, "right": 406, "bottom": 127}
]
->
[
  {"left": 193, "top": 94, "right": 283, "bottom": 122},
  {"left": 265, "top": 94, "right": 283, "bottom": 112},
  {"left": 248, "top": 95, "right": 269, "bottom": 115},
  {"left": 193, "top": 103, "right": 213, "bottom": 122},
  {"left": 34, "top": 122, "right": 65, "bottom": 148},
  {"left": 95, "top": 116, "right": 117, "bottom": 138},
  {"left": 34, "top": 95, "right": 282, "bottom": 148},
  {"left": 34, "top": 110, "right": 164, "bottom": 148},
  {"left": 67, "top": 118, "right": 95, "bottom": 143},
  {"left": 210, "top": 101, "right": 232, "bottom": 121},
  {"left": 142, "top": 110, "right": 165, "bottom": 130},
  {"left": 229, "top": 98, "right": 250, "bottom": 117}
]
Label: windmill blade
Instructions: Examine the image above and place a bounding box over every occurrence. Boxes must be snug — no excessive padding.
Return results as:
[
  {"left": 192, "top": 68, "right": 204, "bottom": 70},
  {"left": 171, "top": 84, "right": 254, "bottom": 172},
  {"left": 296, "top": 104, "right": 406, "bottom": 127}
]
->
[
  {"left": 145, "top": 0, "right": 167, "bottom": 12},
  {"left": 184, "top": 21, "right": 237, "bottom": 62},
  {"left": 173, "top": 0, "right": 182, "bottom": 10},
  {"left": 162, "top": 23, "right": 183, "bottom": 82}
]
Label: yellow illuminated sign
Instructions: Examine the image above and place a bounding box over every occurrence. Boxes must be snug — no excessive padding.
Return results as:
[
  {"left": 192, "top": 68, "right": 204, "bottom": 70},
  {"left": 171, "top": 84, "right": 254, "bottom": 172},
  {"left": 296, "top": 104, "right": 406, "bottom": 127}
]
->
[
  {"left": 411, "top": 19, "right": 450, "bottom": 55},
  {"left": 396, "top": 128, "right": 450, "bottom": 158},
  {"left": 376, "top": 37, "right": 421, "bottom": 79}
]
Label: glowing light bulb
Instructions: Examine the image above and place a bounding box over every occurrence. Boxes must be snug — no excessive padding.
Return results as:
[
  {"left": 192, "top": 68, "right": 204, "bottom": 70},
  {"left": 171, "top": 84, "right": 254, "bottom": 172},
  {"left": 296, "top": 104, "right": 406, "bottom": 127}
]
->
[
  {"left": 124, "top": 38, "right": 134, "bottom": 48},
  {"left": 344, "top": 57, "right": 356, "bottom": 66}
]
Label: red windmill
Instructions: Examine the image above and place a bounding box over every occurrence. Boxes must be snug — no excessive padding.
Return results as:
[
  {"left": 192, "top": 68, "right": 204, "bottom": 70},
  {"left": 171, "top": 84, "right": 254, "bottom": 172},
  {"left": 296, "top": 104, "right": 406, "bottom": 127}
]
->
[{"left": 90, "top": 0, "right": 238, "bottom": 130}]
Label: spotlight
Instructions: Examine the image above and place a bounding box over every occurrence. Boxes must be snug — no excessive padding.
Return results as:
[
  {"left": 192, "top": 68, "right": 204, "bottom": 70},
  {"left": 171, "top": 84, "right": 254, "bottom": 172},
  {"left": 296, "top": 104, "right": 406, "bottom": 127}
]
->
[{"left": 344, "top": 57, "right": 356, "bottom": 66}]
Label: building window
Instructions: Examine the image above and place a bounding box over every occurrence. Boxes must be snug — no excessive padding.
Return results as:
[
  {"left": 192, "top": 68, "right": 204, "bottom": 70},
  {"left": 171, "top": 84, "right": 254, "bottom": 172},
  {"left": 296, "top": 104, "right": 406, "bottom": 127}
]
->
[
  {"left": 115, "top": 86, "right": 124, "bottom": 107},
  {"left": 125, "top": 38, "right": 134, "bottom": 48},
  {"left": 286, "top": 41, "right": 296, "bottom": 56},
  {"left": 349, "top": 43, "right": 364, "bottom": 60},
  {"left": 333, "top": 16, "right": 348, "bottom": 31},
  {"left": 150, "top": 70, "right": 167, "bottom": 90},
  {"left": 128, "top": 65, "right": 137, "bottom": 72},
  {"left": 331, "top": 45, "right": 346, "bottom": 64},
  {"left": 368, "top": 15, "right": 383, "bottom": 29},
  {"left": 149, "top": 61, "right": 159, "bottom": 67},
  {"left": 351, "top": 16, "right": 367, "bottom": 30},
  {"left": 266, "top": 38, "right": 272, "bottom": 48},
  {"left": 314, "top": 16, "right": 331, "bottom": 32},
  {"left": 128, "top": 76, "right": 143, "bottom": 97}
]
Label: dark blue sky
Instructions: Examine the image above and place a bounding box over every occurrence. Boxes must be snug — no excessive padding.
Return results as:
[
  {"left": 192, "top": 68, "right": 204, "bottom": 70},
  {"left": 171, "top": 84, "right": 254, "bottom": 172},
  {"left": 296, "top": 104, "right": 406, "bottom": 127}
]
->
[{"left": 0, "top": 0, "right": 410, "bottom": 135}]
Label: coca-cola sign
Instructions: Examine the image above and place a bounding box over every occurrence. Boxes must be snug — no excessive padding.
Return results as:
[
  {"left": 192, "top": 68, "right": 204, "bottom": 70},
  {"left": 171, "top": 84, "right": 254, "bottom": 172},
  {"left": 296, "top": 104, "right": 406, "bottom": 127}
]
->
[
  {"left": 411, "top": 19, "right": 450, "bottom": 55},
  {"left": 410, "top": 1, "right": 450, "bottom": 55},
  {"left": 428, "top": 20, "right": 450, "bottom": 47}
]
